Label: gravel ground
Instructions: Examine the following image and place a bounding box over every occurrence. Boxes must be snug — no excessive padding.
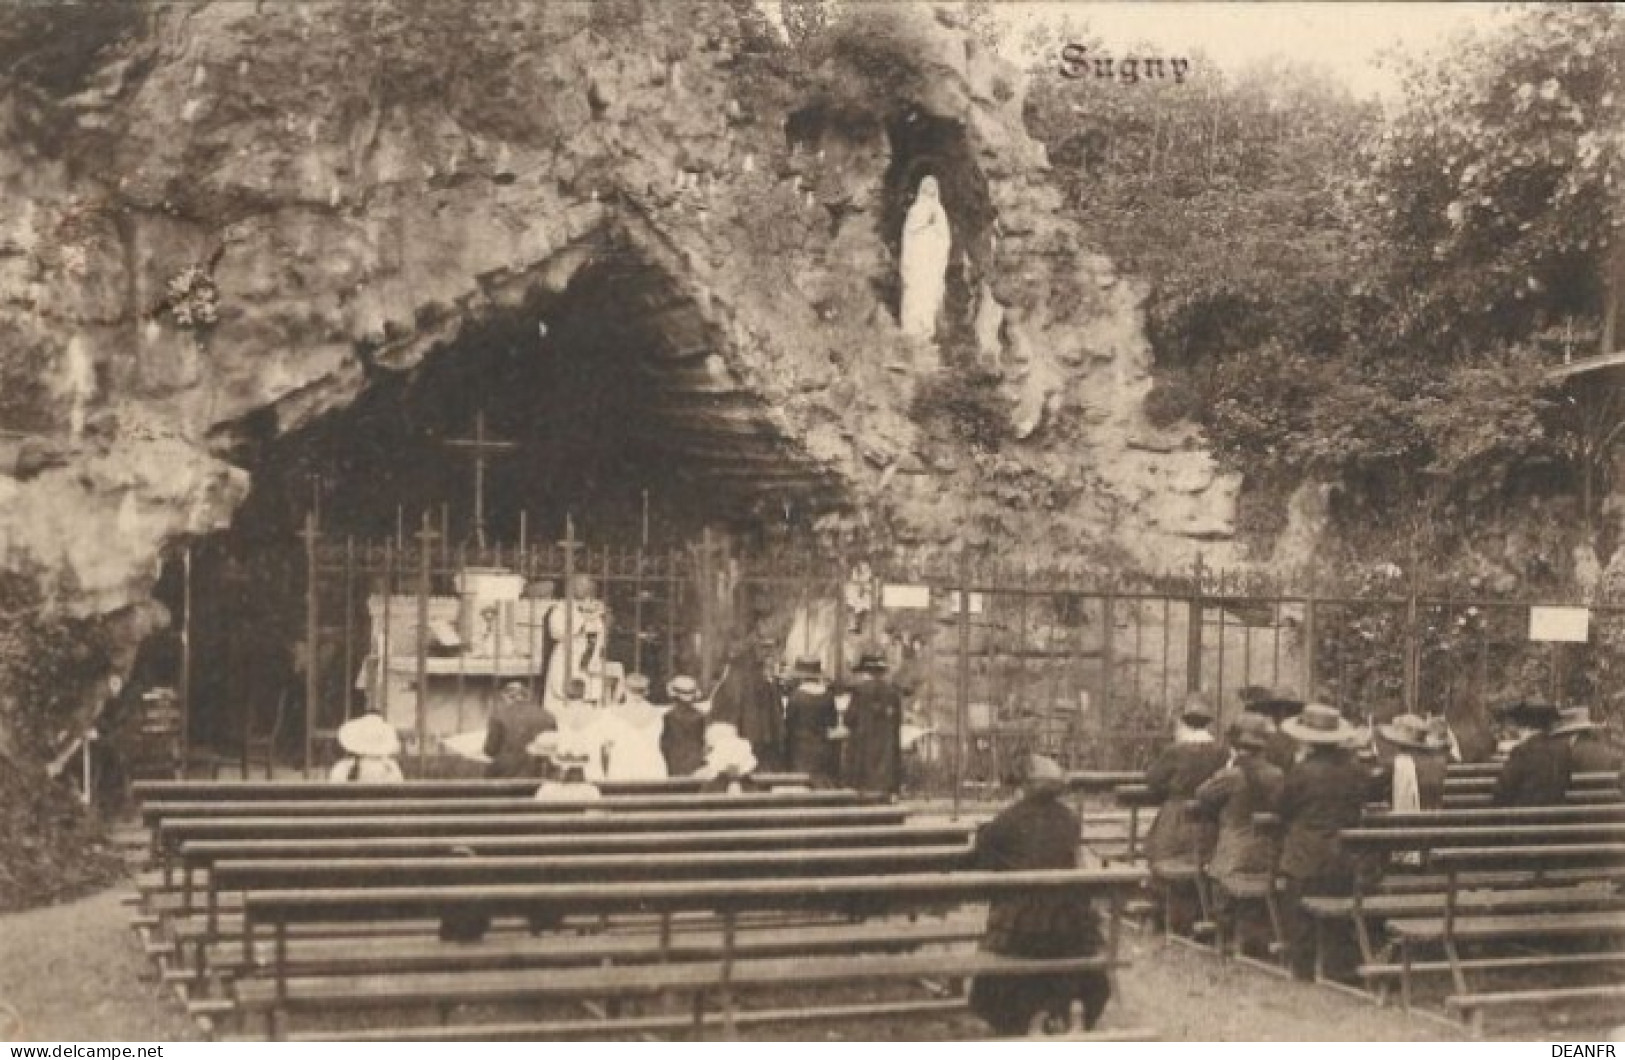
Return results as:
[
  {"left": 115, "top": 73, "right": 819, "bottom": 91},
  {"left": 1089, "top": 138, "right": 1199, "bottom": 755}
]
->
[{"left": 5, "top": 881, "right": 1618, "bottom": 1042}]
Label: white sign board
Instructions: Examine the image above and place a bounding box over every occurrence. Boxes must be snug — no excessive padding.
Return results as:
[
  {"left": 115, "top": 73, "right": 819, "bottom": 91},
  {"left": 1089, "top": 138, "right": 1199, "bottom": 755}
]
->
[
  {"left": 881, "top": 584, "right": 932, "bottom": 610},
  {"left": 1529, "top": 606, "right": 1590, "bottom": 643},
  {"left": 947, "top": 591, "right": 985, "bottom": 615}
]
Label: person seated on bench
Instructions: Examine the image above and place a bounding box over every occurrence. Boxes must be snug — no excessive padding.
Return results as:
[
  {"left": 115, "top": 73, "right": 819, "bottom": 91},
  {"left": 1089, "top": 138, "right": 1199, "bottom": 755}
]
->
[
  {"left": 1143, "top": 693, "right": 1228, "bottom": 934},
  {"left": 1374, "top": 713, "right": 1448, "bottom": 812},
  {"left": 1553, "top": 705, "right": 1623, "bottom": 774},
  {"left": 1194, "top": 713, "right": 1283, "bottom": 956},
  {"left": 1492, "top": 700, "right": 1567, "bottom": 807},
  {"left": 531, "top": 732, "right": 602, "bottom": 803},
  {"left": 698, "top": 723, "right": 758, "bottom": 794},
  {"left": 784, "top": 657, "right": 840, "bottom": 786},
  {"left": 1277, "top": 703, "right": 1377, "bottom": 982},
  {"left": 660, "top": 675, "right": 708, "bottom": 777},
  {"left": 969, "top": 754, "right": 1112, "bottom": 1037},
  {"left": 327, "top": 712, "right": 403, "bottom": 783},
  {"left": 1240, "top": 687, "right": 1305, "bottom": 772},
  {"left": 483, "top": 680, "right": 557, "bottom": 779}
]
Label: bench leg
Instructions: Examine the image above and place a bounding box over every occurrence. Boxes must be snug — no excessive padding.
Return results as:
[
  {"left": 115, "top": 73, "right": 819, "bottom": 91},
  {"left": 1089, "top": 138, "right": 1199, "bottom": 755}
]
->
[{"left": 1399, "top": 939, "right": 1412, "bottom": 1013}]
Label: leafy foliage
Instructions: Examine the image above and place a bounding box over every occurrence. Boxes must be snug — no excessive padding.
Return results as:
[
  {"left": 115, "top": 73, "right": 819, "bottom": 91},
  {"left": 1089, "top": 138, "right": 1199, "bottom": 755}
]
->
[{"left": 0, "top": 563, "right": 111, "bottom": 763}]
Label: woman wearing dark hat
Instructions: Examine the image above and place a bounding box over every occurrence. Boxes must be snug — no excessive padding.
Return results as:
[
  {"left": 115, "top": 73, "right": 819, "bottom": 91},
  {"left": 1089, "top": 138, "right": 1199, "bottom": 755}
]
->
[
  {"left": 842, "top": 650, "right": 905, "bottom": 797},
  {"left": 1244, "top": 688, "right": 1307, "bottom": 772},
  {"left": 969, "top": 754, "right": 1112, "bottom": 1036},
  {"left": 1143, "top": 693, "right": 1229, "bottom": 934},
  {"left": 783, "top": 657, "right": 839, "bottom": 785},
  {"left": 707, "top": 640, "right": 786, "bottom": 772},
  {"left": 1194, "top": 712, "right": 1285, "bottom": 956},
  {"left": 1276, "top": 703, "right": 1380, "bottom": 981},
  {"left": 1492, "top": 700, "right": 1568, "bottom": 807}
]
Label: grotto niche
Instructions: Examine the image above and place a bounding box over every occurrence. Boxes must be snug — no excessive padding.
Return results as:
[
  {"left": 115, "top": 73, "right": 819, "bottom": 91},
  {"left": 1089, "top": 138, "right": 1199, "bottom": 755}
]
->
[{"left": 183, "top": 227, "right": 854, "bottom": 765}]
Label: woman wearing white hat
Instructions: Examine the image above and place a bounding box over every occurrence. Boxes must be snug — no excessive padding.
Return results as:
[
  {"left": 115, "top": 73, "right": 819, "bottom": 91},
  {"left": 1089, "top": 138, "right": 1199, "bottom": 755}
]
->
[
  {"left": 601, "top": 674, "right": 669, "bottom": 781},
  {"left": 328, "top": 712, "right": 404, "bottom": 783}
]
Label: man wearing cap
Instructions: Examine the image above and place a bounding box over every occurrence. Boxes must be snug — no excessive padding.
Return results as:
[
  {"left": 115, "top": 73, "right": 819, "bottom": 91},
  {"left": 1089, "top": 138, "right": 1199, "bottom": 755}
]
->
[
  {"left": 1143, "top": 693, "right": 1229, "bottom": 934},
  {"left": 1492, "top": 700, "right": 1569, "bottom": 807},
  {"left": 483, "top": 681, "right": 557, "bottom": 779},
  {"left": 707, "top": 640, "right": 786, "bottom": 772},
  {"left": 842, "top": 650, "right": 905, "bottom": 798},
  {"left": 1194, "top": 712, "right": 1285, "bottom": 955},
  {"left": 660, "top": 675, "right": 708, "bottom": 777},
  {"left": 968, "top": 754, "right": 1112, "bottom": 1036},
  {"left": 784, "top": 657, "right": 839, "bottom": 784},
  {"left": 1276, "top": 703, "right": 1380, "bottom": 981}
]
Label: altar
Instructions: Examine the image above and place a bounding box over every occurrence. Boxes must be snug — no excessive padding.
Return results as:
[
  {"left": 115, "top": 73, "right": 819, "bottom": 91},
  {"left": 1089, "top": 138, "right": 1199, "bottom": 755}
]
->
[{"left": 358, "top": 567, "right": 621, "bottom": 752}]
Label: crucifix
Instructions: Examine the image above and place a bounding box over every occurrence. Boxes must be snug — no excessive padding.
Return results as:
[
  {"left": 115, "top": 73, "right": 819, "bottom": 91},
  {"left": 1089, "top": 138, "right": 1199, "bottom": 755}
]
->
[{"left": 445, "top": 411, "right": 517, "bottom": 550}]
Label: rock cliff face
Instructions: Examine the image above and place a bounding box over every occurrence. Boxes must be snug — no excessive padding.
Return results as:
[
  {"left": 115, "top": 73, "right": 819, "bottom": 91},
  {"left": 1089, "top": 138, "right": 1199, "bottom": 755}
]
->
[{"left": 0, "top": 1, "right": 1239, "bottom": 617}]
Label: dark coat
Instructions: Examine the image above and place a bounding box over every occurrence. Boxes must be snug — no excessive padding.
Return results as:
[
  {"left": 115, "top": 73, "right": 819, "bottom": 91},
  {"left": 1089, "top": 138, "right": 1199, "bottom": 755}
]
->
[
  {"left": 707, "top": 657, "right": 785, "bottom": 771},
  {"left": 1374, "top": 752, "right": 1448, "bottom": 810},
  {"left": 1277, "top": 746, "right": 1377, "bottom": 884},
  {"left": 842, "top": 677, "right": 904, "bottom": 795},
  {"left": 1493, "top": 732, "right": 1572, "bottom": 807},
  {"left": 969, "top": 790, "right": 1110, "bottom": 1034},
  {"left": 784, "top": 681, "right": 838, "bottom": 782},
  {"left": 1144, "top": 739, "right": 1229, "bottom": 866},
  {"left": 1568, "top": 731, "right": 1623, "bottom": 775},
  {"left": 1194, "top": 753, "right": 1284, "bottom": 884},
  {"left": 482, "top": 700, "right": 556, "bottom": 779},
  {"left": 659, "top": 701, "right": 708, "bottom": 777}
]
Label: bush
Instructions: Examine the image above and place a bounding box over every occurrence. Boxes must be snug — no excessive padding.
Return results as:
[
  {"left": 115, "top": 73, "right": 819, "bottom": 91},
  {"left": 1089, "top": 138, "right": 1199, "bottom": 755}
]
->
[{"left": 910, "top": 368, "right": 1008, "bottom": 453}]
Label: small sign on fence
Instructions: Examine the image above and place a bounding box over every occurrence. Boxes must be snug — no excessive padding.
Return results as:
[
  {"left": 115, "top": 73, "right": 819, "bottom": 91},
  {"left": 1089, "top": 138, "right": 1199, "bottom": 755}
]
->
[
  {"left": 881, "top": 584, "right": 932, "bottom": 610},
  {"left": 1529, "top": 606, "right": 1590, "bottom": 643}
]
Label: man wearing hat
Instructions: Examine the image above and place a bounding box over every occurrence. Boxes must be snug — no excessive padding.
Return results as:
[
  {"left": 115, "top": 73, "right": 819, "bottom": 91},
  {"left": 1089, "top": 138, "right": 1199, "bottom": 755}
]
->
[
  {"left": 1194, "top": 712, "right": 1285, "bottom": 956},
  {"left": 1492, "top": 700, "right": 1569, "bottom": 807},
  {"left": 1276, "top": 703, "right": 1380, "bottom": 981},
  {"left": 659, "top": 675, "right": 708, "bottom": 777},
  {"left": 483, "top": 681, "right": 557, "bottom": 779},
  {"left": 842, "top": 650, "right": 905, "bottom": 798},
  {"left": 328, "top": 711, "right": 404, "bottom": 782},
  {"left": 784, "top": 657, "right": 839, "bottom": 784},
  {"left": 1244, "top": 688, "right": 1307, "bottom": 771},
  {"left": 707, "top": 640, "right": 786, "bottom": 772},
  {"left": 968, "top": 754, "right": 1112, "bottom": 1036},
  {"left": 1143, "top": 693, "right": 1229, "bottom": 935}
]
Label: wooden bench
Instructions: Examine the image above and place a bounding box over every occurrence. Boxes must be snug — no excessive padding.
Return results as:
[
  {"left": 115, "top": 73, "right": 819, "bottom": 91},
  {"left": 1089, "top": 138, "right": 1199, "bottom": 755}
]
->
[
  {"left": 165, "top": 823, "right": 975, "bottom": 917},
  {"left": 235, "top": 867, "right": 1148, "bottom": 1041},
  {"left": 132, "top": 774, "right": 814, "bottom": 803},
  {"left": 151, "top": 805, "right": 912, "bottom": 878},
  {"left": 1384, "top": 842, "right": 1625, "bottom": 1033}
]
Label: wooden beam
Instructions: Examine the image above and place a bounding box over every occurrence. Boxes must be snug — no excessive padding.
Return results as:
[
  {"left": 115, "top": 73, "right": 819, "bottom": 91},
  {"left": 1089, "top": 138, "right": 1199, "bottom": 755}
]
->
[{"left": 1547, "top": 350, "right": 1625, "bottom": 382}]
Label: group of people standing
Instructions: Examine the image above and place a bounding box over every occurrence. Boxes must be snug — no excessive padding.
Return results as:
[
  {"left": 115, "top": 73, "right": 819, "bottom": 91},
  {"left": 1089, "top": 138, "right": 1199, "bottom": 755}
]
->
[
  {"left": 1139, "top": 685, "right": 1624, "bottom": 981},
  {"left": 473, "top": 640, "right": 907, "bottom": 796}
]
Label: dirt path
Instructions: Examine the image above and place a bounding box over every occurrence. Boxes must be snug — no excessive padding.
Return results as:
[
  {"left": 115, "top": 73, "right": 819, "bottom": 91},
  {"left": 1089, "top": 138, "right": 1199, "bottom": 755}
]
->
[{"left": 0, "top": 881, "right": 1475, "bottom": 1043}]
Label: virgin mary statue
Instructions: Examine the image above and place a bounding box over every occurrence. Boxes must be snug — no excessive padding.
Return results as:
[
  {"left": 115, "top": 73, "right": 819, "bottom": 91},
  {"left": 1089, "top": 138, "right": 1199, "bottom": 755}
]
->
[{"left": 899, "top": 175, "right": 951, "bottom": 340}]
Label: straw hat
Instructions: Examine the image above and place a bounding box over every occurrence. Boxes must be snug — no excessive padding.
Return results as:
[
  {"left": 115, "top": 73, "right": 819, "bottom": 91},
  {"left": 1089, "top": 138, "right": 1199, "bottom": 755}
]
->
[
  {"left": 337, "top": 713, "right": 401, "bottom": 758},
  {"left": 704, "top": 725, "right": 758, "bottom": 778},
  {"left": 624, "top": 673, "right": 651, "bottom": 696},
  {"left": 1281, "top": 703, "right": 1361, "bottom": 745},
  {"left": 1550, "top": 706, "right": 1600, "bottom": 737},
  {"left": 1377, "top": 713, "right": 1444, "bottom": 753},
  {"left": 668, "top": 675, "right": 701, "bottom": 701}
]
